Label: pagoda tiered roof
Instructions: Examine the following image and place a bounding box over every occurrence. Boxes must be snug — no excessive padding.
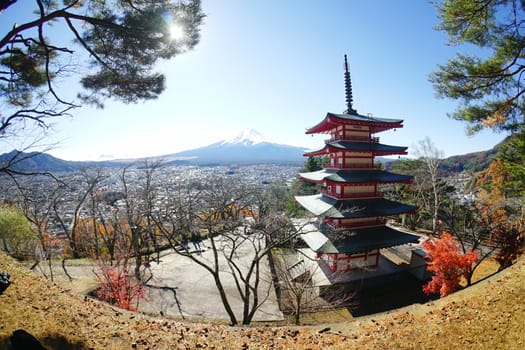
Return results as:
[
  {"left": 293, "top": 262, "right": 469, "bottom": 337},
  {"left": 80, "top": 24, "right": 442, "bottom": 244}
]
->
[
  {"left": 294, "top": 194, "right": 417, "bottom": 218},
  {"left": 300, "top": 223, "right": 419, "bottom": 254},
  {"left": 299, "top": 169, "right": 412, "bottom": 184},
  {"left": 294, "top": 55, "right": 419, "bottom": 266},
  {"left": 306, "top": 112, "right": 403, "bottom": 135},
  {"left": 304, "top": 140, "right": 408, "bottom": 157}
]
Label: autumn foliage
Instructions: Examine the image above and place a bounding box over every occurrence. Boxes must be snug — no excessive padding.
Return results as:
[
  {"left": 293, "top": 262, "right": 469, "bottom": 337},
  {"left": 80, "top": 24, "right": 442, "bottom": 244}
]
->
[
  {"left": 422, "top": 232, "right": 478, "bottom": 297},
  {"left": 491, "top": 217, "right": 525, "bottom": 270},
  {"left": 476, "top": 159, "right": 525, "bottom": 270},
  {"left": 94, "top": 259, "right": 146, "bottom": 311}
]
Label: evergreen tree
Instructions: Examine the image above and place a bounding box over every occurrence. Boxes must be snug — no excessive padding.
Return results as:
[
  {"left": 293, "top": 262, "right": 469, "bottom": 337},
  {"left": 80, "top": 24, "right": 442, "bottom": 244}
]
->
[
  {"left": 430, "top": 0, "right": 525, "bottom": 133},
  {"left": 0, "top": 0, "right": 204, "bottom": 172},
  {"left": 496, "top": 130, "right": 525, "bottom": 197}
]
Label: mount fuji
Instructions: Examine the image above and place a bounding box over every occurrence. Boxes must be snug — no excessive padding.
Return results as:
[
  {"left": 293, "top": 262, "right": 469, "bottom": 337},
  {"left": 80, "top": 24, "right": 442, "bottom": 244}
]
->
[
  {"left": 220, "top": 128, "right": 270, "bottom": 146},
  {"left": 162, "top": 129, "right": 305, "bottom": 165}
]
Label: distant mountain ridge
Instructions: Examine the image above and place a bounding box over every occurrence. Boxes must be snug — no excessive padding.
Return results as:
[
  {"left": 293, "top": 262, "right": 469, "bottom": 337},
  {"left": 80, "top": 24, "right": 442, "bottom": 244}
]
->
[
  {"left": 0, "top": 150, "right": 84, "bottom": 173},
  {"left": 0, "top": 129, "right": 306, "bottom": 172},
  {"left": 439, "top": 137, "right": 507, "bottom": 175},
  {"left": 0, "top": 130, "right": 506, "bottom": 173}
]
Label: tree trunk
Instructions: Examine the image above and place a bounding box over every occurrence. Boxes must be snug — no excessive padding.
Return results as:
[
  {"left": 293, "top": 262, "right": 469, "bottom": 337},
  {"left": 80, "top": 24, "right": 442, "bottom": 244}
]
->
[
  {"left": 62, "top": 258, "right": 73, "bottom": 282},
  {"left": 214, "top": 275, "right": 238, "bottom": 326},
  {"left": 48, "top": 252, "right": 54, "bottom": 282},
  {"left": 135, "top": 253, "right": 142, "bottom": 281},
  {"left": 295, "top": 294, "right": 302, "bottom": 325},
  {"left": 68, "top": 238, "right": 80, "bottom": 259}
]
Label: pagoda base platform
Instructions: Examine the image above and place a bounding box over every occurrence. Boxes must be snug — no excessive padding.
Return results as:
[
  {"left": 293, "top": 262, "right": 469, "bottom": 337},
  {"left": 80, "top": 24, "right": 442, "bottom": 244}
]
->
[
  {"left": 288, "top": 219, "right": 429, "bottom": 288},
  {"left": 292, "top": 246, "right": 426, "bottom": 289}
]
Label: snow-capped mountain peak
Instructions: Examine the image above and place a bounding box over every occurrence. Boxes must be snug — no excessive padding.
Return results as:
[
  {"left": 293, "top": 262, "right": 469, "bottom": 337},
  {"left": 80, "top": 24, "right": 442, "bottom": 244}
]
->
[{"left": 221, "top": 128, "right": 270, "bottom": 146}]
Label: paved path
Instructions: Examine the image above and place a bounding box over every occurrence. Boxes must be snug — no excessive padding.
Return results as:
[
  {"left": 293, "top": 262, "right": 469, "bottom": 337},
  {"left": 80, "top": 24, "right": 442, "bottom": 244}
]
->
[{"left": 138, "top": 238, "right": 283, "bottom": 322}]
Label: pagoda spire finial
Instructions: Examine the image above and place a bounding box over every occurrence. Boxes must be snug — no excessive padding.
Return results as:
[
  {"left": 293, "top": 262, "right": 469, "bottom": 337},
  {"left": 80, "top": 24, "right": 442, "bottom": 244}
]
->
[{"left": 344, "top": 54, "right": 357, "bottom": 114}]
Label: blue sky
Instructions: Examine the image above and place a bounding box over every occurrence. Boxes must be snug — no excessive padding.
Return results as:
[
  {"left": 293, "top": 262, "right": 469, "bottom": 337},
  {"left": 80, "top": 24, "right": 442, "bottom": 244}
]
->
[{"left": 3, "top": 1, "right": 506, "bottom": 161}]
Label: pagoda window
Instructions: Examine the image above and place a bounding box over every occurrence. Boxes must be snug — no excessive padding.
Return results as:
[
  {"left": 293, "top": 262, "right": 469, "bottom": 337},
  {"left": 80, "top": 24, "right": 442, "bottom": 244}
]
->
[
  {"left": 330, "top": 158, "right": 335, "bottom": 167},
  {"left": 336, "top": 185, "right": 341, "bottom": 194}
]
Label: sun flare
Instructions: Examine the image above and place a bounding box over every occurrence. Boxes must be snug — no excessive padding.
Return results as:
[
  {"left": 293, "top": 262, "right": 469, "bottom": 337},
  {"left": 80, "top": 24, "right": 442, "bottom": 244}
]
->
[{"left": 169, "top": 24, "right": 185, "bottom": 41}]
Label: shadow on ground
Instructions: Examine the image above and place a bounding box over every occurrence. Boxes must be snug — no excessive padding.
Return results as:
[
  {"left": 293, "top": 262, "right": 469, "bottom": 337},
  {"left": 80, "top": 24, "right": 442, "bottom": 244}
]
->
[
  {"left": 0, "top": 333, "right": 87, "bottom": 350},
  {"left": 349, "top": 272, "right": 437, "bottom": 317}
]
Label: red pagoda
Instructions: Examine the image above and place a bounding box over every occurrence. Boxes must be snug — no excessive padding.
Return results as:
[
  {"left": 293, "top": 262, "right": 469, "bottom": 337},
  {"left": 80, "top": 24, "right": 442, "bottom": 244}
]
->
[{"left": 295, "top": 55, "right": 418, "bottom": 272}]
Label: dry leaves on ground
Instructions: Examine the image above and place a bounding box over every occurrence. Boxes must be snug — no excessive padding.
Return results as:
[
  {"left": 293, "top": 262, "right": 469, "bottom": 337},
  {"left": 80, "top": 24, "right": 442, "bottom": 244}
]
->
[{"left": 0, "top": 252, "right": 524, "bottom": 349}]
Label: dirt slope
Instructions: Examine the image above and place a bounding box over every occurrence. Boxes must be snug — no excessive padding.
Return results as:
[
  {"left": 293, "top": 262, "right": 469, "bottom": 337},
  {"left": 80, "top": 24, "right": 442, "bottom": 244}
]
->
[{"left": 0, "top": 252, "right": 523, "bottom": 349}]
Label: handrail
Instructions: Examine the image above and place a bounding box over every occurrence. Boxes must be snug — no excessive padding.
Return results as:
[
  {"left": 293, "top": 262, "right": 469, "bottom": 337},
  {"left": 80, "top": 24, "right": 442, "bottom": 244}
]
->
[
  {"left": 320, "top": 188, "right": 383, "bottom": 199},
  {"left": 325, "top": 136, "right": 380, "bottom": 143},
  {"left": 323, "top": 164, "right": 380, "bottom": 170}
]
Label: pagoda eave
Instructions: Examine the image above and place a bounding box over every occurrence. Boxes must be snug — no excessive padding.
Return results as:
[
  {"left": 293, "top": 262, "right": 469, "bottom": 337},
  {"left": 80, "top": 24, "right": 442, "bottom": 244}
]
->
[
  {"left": 374, "top": 150, "right": 408, "bottom": 157},
  {"left": 306, "top": 112, "right": 404, "bottom": 135},
  {"left": 299, "top": 169, "right": 413, "bottom": 184},
  {"left": 300, "top": 225, "right": 420, "bottom": 254},
  {"left": 303, "top": 146, "right": 408, "bottom": 157},
  {"left": 299, "top": 178, "right": 412, "bottom": 186},
  {"left": 295, "top": 194, "right": 418, "bottom": 218}
]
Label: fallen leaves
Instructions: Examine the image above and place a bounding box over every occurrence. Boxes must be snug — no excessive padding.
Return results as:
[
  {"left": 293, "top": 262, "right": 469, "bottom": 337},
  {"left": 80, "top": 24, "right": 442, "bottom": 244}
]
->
[{"left": 0, "top": 251, "right": 524, "bottom": 349}]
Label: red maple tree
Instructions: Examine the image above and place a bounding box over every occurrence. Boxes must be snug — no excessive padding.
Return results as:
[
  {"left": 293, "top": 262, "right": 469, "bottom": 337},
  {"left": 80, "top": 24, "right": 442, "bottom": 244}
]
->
[
  {"left": 422, "top": 232, "right": 479, "bottom": 297},
  {"left": 94, "top": 258, "right": 146, "bottom": 311}
]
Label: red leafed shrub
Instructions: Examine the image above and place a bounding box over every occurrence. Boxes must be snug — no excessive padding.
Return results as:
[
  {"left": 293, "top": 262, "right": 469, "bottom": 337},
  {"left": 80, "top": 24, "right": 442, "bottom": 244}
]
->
[
  {"left": 422, "top": 232, "right": 479, "bottom": 297},
  {"left": 95, "top": 264, "right": 145, "bottom": 311}
]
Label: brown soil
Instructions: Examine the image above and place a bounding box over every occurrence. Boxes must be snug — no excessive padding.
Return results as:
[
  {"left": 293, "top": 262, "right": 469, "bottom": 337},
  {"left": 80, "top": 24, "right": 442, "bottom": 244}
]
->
[{"left": 0, "top": 252, "right": 524, "bottom": 349}]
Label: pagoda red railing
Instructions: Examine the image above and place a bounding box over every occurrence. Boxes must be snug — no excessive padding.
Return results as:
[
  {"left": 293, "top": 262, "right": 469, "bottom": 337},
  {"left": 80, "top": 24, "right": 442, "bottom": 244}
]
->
[
  {"left": 324, "top": 218, "right": 387, "bottom": 230},
  {"left": 323, "top": 164, "right": 381, "bottom": 170},
  {"left": 320, "top": 188, "right": 383, "bottom": 199},
  {"left": 325, "top": 136, "right": 379, "bottom": 143}
]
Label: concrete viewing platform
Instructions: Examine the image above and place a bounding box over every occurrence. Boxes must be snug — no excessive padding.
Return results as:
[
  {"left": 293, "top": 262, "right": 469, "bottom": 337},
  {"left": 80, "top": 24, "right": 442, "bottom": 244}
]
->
[{"left": 138, "top": 237, "right": 283, "bottom": 322}]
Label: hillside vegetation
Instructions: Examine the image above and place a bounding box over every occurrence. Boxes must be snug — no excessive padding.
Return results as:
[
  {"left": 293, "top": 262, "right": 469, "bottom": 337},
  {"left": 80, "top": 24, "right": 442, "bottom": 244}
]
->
[
  {"left": 439, "top": 140, "right": 502, "bottom": 175},
  {"left": 0, "top": 252, "right": 523, "bottom": 349}
]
